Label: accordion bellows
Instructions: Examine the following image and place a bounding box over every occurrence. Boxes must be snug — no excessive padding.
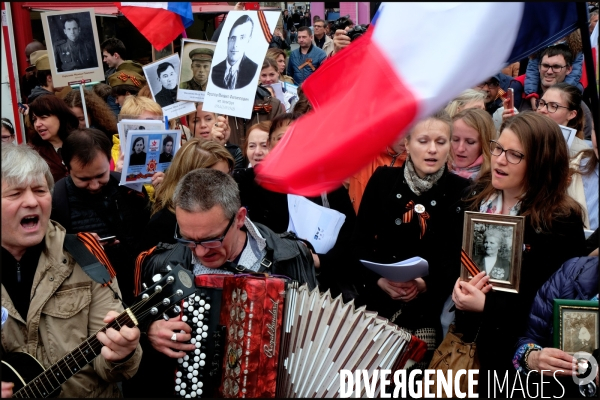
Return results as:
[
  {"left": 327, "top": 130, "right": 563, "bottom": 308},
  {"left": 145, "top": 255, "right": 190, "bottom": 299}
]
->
[
  {"left": 216, "top": 275, "right": 425, "bottom": 398},
  {"left": 277, "top": 283, "right": 420, "bottom": 398}
]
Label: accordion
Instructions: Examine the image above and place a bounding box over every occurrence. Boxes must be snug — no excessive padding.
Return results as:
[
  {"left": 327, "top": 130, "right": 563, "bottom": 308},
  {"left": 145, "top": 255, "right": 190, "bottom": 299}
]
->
[{"left": 175, "top": 274, "right": 426, "bottom": 398}]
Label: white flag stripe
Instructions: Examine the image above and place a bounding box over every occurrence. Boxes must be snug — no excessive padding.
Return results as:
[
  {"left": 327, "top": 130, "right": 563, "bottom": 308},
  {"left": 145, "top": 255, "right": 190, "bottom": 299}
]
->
[
  {"left": 372, "top": 2, "right": 525, "bottom": 119},
  {"left": 121, "top": 2, "right": 169, "bottom": 10}
]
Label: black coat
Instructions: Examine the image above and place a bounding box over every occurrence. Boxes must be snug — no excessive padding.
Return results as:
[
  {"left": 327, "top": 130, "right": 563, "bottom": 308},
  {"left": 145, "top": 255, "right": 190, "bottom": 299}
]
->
[
  {"left": 210, "top": 56, "right": 258, "bottom": 90},
  {"left": 130, "top": 151, "right": 147, "bottom": 166},
  {"left": 233, "top": 167, "right": 358, "bottom": 300},
  {"left": 351, "top": 165, "right": 471, "bottom": 333},
  {"left": 454, "top": 184, "right": 586, "bottom": 392}
]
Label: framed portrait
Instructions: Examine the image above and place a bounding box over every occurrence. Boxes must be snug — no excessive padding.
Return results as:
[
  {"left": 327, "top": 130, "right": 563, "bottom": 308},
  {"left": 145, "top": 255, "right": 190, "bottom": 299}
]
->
[
  {"left": 117, "top": 119, "right": 166, "bottom": 156},
  {"left": 41, "top": 8, "right": 104, "bottom": 87},
  {"left": 120, "top": 129, "right": 182, "bottom": 185},
  {"left": 203, "top": 10, "right": 280, "bottom": 119},
  {"left": 461, "top": 211, "right": 525, "bottom": 293},
  {"left": 553, "top": 300, "right": 599, "bottom": 355},
  {"left": 152, "top": 42, "right": 174, "bottom": 62},
  {"left": 177, "top": 39, "right": 217, "bottom": 103},
  {"left": 141, "top": 54, "right": 196, "bottom": 121}
]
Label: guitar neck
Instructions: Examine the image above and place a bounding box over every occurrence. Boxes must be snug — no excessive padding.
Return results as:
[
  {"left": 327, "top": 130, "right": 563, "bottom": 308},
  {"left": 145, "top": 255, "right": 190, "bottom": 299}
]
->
[{"left": 13, "top": 309, "right": 137, "bottom": 399}]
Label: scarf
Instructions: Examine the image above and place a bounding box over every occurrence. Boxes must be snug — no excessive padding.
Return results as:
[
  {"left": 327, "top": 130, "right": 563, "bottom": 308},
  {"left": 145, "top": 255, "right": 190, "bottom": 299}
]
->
[
  {"left": 404, "top": 158, "right": 445, "bottom": 196},
  {"left": 480, "top": 191, "right": 521, "bottom": 216},
  {"left": 451, "top": 154, "right": 484, "bottom": 180}
]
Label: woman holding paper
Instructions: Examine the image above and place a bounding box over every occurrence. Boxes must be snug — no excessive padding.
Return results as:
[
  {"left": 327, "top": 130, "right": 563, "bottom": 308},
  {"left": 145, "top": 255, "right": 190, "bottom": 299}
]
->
[
  {"left": 452, "top": 112, "right": 585, "bottom": 394},
  {"left": 259, "top": 58, "right": 296, "bottom": 112},
  {"left": 352, "top": 110, "right": 471, "bottom": 368}
]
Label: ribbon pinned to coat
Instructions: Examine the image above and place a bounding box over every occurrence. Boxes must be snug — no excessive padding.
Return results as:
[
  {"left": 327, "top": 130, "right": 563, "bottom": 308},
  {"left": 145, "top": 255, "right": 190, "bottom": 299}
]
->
[
  {"left": 117, "top": 72, "right": 141, "bottom": 87},
  {"left": 298, "top": 58, "right": 316, "bottom": 71},
  {"left": 257, "top": 11, "right": 273, "bottom": 43},
  {"left": 253, "top": 102, "right": 273, "bottom": 114},
  {"left": 402, "top": 200, "right": 430, "bottom": 239}
]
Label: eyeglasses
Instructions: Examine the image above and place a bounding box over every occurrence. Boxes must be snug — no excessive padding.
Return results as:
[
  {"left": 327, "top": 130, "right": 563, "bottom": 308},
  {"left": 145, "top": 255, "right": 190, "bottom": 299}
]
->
[
  {"left": 539, "top": 63, "right": 568, "bottom": 73},
  {"left": 476, "top": 81, "right": 499, "bottom": 89},
  {"left": 490, "top": 140, "right": 525, "bottom": 165},
  {"left": 174, "top": 214, "right": 236, "bottom": 249},
  {"left": 1, "top": 135, "right": 15, "bottom": 143},
  {"left": 535, "top": 99, "right": 570, "bottom": 113}
]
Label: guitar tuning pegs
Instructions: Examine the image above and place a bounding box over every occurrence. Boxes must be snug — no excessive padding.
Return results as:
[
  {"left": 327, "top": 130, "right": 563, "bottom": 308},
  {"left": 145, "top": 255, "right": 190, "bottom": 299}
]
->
[
  {"left": 163, "top": 313, "right": 170, "bottom": 321},
  {"left": 173, "top": 305, "right": 182, "bottom": 313},
  {"left": 166, "top": 265, "right": 172, "bottom": 271},
  {"left": 176, "top": 289, "right": 184, "bottom": 296},
  {"left": 154, "top": 285, "right": 163, "bottom": 293},
  {"left": 166, "top": 276, "right": 175, "bottom": 284},
  {"left": 162, "top": 298, "right": 171, "bottom": 306},
  {"left": 142, "top": 293, "right": 149, "bottom": 300},
  {"left": 152, "top": 274, "right": 162, "bottom": 282},
  {"left": 150, "top": 307, "right": 158, "bottom": 315},
  {"left": 142, "top": 283, "right": 148, "bottom": 290}
]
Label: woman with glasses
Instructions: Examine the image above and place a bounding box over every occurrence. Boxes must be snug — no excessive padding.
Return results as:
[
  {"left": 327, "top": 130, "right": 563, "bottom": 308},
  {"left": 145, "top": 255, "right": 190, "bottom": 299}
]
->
[
  {"left": 351, "top": 110, "right": 471, "bottom": 369},
  {"left": 535, "top": 82, "right": 590, "bottom": 157},
  {"left": 138, "top": 138, "right": 234, "bottom": 251},
  {"left": 1, "top": 118, "right": 15, "bottom": 144},
  {"left": 452, "top": 112, "right": 585, "bottom": 395}
]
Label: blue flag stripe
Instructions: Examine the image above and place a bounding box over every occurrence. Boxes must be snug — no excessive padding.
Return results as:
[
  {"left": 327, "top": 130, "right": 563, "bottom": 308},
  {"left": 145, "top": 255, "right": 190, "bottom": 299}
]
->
[{"left": 167, "top": 2, "right": 194, "bottom": 28}]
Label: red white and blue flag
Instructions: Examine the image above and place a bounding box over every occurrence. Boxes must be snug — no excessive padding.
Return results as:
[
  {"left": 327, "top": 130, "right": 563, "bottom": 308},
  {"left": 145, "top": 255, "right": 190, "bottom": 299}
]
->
[
  {"left": 116, "top": 2, "right": 194, "bottom": 51},
  {"left": 255, "top": 2, "right": 581, "bottom": 196}
]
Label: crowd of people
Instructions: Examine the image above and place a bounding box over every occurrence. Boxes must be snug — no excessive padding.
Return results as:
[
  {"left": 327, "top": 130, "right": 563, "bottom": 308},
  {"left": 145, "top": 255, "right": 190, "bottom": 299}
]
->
[{"left": 1, "top": 2, "right": 599, "bottom": 398}]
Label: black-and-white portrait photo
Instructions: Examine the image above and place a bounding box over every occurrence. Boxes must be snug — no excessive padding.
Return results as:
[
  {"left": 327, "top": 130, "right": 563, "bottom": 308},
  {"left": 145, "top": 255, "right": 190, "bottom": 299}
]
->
[
  {"left": 130, "top": 136, "right": 147, "bottom": 166},
  {"left": 472, "top": 223, "right": 513, "bottom": 281},
  {"left": 142, "top": 54, "right": 181, "bottom": 108},
  {"left": 180, "top": 41, "right": 215, "bottom": 92},
  {"left": 211, "top": 14, "right": 259, "bottom": 90},
  {"left": 159, "top": 134, "right": 174, "bottom": 163},
  {"left": 47, "top": 12, "right": 98, "bottom": 72},
  {"left": 562, "top": 310, "right": 598, "bottom": 354}
]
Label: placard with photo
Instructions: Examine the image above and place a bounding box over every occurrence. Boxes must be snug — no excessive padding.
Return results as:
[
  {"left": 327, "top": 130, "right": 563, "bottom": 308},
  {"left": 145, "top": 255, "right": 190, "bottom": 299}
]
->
[
  {"left": 177, "top": 39, "right": 217, "bottom": 103},
  {"left": 117, "top": 119, "right": 166, "bottom": 157},
  {"left": 41, "top": 8, "right": 104, "bottom": 87},
  {"left": 142, "top": 54, "right": 196, "bottom": 121},
  {"left": 121, "top": 130, "right": 182, "bottom": 185},
  {"left": 203, "top": 11, "right": 280, "bottom": 119}
]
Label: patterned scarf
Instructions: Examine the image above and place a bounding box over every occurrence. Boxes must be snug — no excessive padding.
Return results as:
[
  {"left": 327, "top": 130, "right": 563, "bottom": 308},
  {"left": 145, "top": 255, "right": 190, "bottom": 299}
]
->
[
  {"left": 480, "top": 191, "right": 521, "bottom": 216},
  {"left": 451, "top": 154, "right": 484, "bottom": 180},
  {"left": 404, "top": 158, "right": 445, "bottom": 196}
]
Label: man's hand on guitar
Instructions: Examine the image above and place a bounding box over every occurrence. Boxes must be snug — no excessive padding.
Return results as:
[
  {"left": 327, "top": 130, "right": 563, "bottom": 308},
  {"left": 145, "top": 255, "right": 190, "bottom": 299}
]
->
[
  {"left": 147, "top": 315, "right": 196, "bottom": 358},
  {"left": 2, "top": 381, "right": 14, "bottom": 398},
  {"left": 96, "top": 311, "right": 140, "bottom": 362}
]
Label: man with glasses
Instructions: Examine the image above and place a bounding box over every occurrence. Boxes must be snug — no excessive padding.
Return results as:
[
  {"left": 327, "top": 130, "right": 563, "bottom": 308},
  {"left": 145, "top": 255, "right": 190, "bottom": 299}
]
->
[
  {"left": 135, "top": 169, "right": 317, "bottom": 396},
  {"left": 312, "top": 19, "right": 334, "bottom": 56},
  {"left": 475, "top": 72, "right": 512, "bottom": 116}
]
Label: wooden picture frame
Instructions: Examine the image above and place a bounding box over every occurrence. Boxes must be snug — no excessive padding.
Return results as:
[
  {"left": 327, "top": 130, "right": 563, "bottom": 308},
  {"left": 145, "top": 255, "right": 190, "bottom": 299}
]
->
[
  {"left": 461, "top": 211, "right": 525, "bottom": 293},
  {"left": 553, "top": 299, "right": 599, "bottom": 355}
]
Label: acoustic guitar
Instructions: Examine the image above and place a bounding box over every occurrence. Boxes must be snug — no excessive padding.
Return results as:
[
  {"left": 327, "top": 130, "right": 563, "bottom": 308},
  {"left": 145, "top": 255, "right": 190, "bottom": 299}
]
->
[{"left": 1, "top": 264, "right": 195, "bottom": 398}]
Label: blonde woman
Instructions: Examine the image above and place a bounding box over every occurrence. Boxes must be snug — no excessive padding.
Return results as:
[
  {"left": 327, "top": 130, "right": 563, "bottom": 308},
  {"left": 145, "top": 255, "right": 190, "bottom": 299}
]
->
[
  {"left": 138, "top": 138, "right": 234, "bottom": 251},
  {"left": 444, "top": 89, "right": 487, "bottom": 117},
  {"left": 449, "top": 108, "right": 495, "bottom": 180}
]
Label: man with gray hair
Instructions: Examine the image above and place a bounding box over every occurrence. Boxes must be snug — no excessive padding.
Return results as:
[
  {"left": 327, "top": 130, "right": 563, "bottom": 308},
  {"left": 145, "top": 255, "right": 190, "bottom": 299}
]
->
[
  {"left": 1, "top": 144, "right": 142, "bottom": 398},
  {"left": 131, "top": 168, "right": 317, "bottom": 397}
]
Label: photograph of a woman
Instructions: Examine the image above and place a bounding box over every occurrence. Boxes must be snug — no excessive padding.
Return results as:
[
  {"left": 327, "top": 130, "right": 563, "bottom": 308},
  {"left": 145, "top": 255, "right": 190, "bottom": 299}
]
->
[
  {"left": 130, "top": 136, "right": 147, "bottom": 166},
  {"left": 473, "top": 226, "right": 512, "bottom": 280}
]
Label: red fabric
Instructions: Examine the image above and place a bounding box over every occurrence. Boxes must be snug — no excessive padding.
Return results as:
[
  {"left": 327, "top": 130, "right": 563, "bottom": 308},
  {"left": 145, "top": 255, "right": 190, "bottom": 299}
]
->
[
  {"left": 580, "top": 55, "right": 588, "bottom": 89},
  {"left": 115, "top": 3, "right": 185, "bottom": 51},
  {"left": 195, "top": 274, "right": 226, "bottom": 289},
  {"left": 219, "top": 275, "right": 286, "bottom": 398},
  {"left": 255, "top": 28, "right": 419, "bottom": 196}
]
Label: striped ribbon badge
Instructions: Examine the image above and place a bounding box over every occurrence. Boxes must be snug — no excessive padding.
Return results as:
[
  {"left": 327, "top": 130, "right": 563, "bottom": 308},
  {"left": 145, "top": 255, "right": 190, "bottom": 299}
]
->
[
  {"left": 460, "top": 248, "right": 481, "bottom": 277},
  {"left": 257, "top": 11, "right": 273, "bottom": 43}
]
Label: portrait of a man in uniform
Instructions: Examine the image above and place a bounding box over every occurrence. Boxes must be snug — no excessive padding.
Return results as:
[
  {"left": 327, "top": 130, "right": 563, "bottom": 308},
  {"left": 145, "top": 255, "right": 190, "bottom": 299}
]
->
[
  {"left": 153, "top": 62, "right": 178, "bottom": 108},
  {"left": 180, "top": 48, "right": 214, "bottom": 92},
  {"left": 51, "top": 14, "right": 98, "bottom": 72}
]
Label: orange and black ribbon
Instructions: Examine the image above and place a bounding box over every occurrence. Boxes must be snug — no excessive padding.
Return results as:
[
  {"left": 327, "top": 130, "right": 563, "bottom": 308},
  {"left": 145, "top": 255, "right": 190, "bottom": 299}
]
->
[
  {"left": 461, "top": 248, "right": 480, "bottom": 277},
  {"left": 253, "top": 103, "right": 273, "bottom": 114},
  {"left": 298, "top": 58, "right": 316, "bottom": 71},
  {"left": 257, "top": 11, "right": 273, "bottom": 43},
  {"left": 402, "top": 200, "right": 430, "bottom": 239},
  {"left": 76, "top": 232, "right": 117, "bottom": 286},
  {"left": 117, "top": 72, "right": 141, "bottom": 87}
]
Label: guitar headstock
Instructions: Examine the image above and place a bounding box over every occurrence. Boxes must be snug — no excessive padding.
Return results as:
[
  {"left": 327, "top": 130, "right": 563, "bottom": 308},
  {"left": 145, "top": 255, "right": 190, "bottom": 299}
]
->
[{"left": 129, "top": 264, "right": 195, "bottom": 325}]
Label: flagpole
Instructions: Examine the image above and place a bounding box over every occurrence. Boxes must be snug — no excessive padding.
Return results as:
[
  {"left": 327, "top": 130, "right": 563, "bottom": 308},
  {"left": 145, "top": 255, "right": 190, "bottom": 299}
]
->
[{"left": 576, "top": 2, "right": 599, "bottom": 137}]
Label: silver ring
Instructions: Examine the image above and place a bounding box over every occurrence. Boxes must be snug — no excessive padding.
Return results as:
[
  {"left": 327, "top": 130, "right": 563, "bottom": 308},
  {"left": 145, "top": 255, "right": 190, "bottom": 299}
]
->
[{"left": 171, "top": 333, "right": 177, "bottom": 342}]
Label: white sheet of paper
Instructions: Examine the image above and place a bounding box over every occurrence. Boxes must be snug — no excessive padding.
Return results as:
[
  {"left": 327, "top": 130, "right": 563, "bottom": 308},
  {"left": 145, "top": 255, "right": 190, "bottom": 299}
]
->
[
  {"left": 360, "top": 257, "right": 429, "bottom": 282},
  {"left": 559, "top": 124, "right": 577, "bottom": 149},
  {"left": 287, "top": 194, "right": 346, "bottom": 254}
]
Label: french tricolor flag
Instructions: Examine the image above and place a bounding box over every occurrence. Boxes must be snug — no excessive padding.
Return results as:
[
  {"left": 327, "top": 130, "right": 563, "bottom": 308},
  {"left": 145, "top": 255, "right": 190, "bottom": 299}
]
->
[
  {"left": 116, "top": 2, "right": 194, "bottom": 51},
  {"left": 255, "top": 2, "right": 580, "bottom": 196}
]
